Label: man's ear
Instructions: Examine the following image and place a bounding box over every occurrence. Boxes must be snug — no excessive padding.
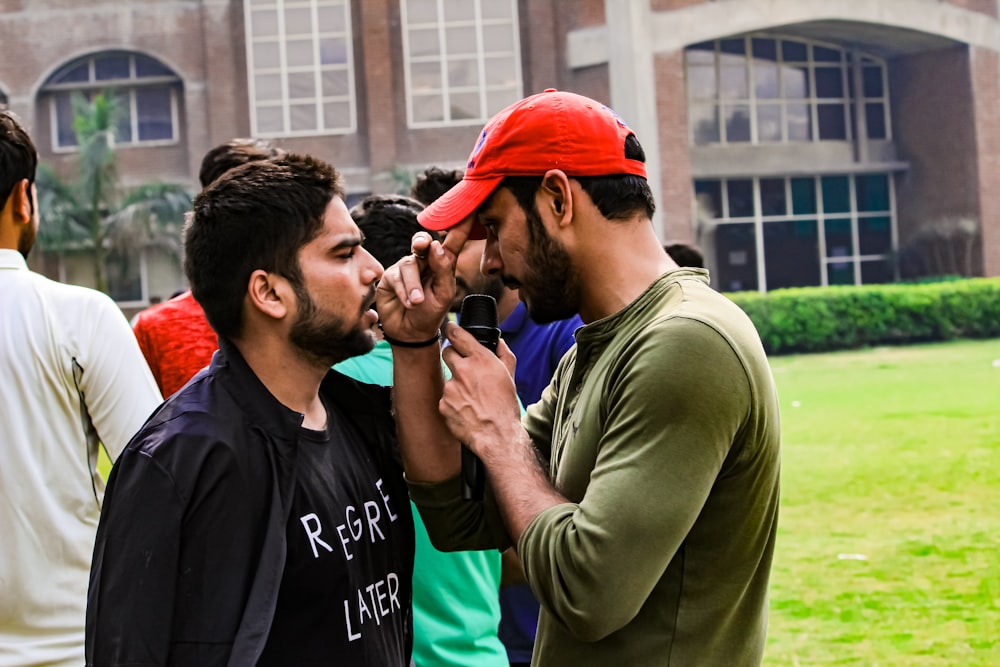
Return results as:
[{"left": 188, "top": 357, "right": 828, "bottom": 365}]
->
[
  {"left": 246, "top": 269, "right": 291, "bottom": 321},
  {"left": 539, "top": 170, "right": 573, "bottom": 227},
  {"left": 10, "top": 179, "right": 33, "bottom": 224}
]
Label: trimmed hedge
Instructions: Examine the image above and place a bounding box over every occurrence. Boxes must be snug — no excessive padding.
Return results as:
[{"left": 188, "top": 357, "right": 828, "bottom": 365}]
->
[{"left": 726, "top": 278, "right": 1000, "bottom": 355}]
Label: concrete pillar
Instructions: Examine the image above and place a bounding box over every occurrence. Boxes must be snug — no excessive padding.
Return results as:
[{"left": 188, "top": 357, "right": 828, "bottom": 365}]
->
[{"left": 604, "top": 0, "right": 664, "bottom": 238}]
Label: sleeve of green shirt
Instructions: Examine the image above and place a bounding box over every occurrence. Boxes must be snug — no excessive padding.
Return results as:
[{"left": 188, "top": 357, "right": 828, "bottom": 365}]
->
[{"left": 517, "top": 316, "right": 753, "bottom": 641}]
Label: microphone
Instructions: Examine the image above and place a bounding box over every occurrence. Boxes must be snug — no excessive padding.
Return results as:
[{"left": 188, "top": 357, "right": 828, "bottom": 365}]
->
[{"left": 458, "top": 294, "right": 501, "bottom": 501}]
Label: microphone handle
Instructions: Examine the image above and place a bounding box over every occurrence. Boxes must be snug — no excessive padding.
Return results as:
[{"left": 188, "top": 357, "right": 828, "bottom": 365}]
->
[{"left": 459, "top": 320, "right": 500, "bottom": 502}]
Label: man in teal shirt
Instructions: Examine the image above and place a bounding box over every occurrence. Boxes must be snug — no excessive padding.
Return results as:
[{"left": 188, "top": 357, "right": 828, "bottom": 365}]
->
[{"left": 335, "top": 194, "right": 507, "bottom": 667}]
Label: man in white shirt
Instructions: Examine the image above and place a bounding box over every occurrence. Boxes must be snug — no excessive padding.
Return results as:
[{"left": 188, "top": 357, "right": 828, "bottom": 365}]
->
[{"left": 0, "top": 109, "right": 162, "bottom": 667}]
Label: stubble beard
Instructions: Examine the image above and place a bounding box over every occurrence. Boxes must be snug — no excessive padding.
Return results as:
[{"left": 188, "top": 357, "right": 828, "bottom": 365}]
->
[{"left": 289, "top": 282, "right": 375, "bottom": 367}]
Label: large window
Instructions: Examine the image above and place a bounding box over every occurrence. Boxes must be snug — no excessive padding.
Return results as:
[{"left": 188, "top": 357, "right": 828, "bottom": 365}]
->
[
  {"left": 42, "top": 51, "right": 180, "bottom": 151},
  {"left": 245, "top": 0, "right": 356, "bottom": 137},
  {"left": 401, "top": 0, "right": 522, "bottom": 127},
  {"left": 686, "top": 35, "right": 889, "bottom": 146},
  {"left": 696, "top": 173, "right": 896, "bottom": 291}
]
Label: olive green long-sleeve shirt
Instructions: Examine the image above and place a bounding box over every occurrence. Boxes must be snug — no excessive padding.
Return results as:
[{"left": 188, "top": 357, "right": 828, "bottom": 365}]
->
[{"left": 411, "top": 269, "right": 781, "bottom": 666}]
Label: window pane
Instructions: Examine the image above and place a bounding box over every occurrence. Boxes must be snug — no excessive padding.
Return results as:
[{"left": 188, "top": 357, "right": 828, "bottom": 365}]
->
[
  {"left": 760, "top": 178, "right": 786, "bottom": 215},
  {"left": 814, "top": 67, "right": 844, "bottom": 98},
  {"left": 486, "top": 88, "right": 519, "bottom": 114},
  {"left": 764, "top": 220, "right": 820, "bottom": 289},
  {"left": 813, "top": 45, "right": 841, "bottom": 62},
  {"left": 254, "top": 41, "right": 282, "bottom": 68},
  {"left": 825, "top": 218, "right": 853, "bottom": 258},
  {"left": 791, "top": 177, "right": 816, "bottom": 214},
  {"left": 322, "top": 69, "right": 350, "bottom": 97},
  {"left": 757, "top": 103, "right": 781, "bottom": 142},
  {"left": 256, "top": 105, "right": 284, "bottom": 133},
  {"left": 480, "top": 0, "right": 513, "bottom": 20},
  {"left": 781, "top": 40, "right": 807, "bottom": 62},
  {"left": 694, "top": 180, "right": 723, "bottom": 218},
  {"left": 782, "top": 65, "right": 809, "bottom": 98},
  {"left": 484, "top": 56, "right": 516, "bottom": 85},
  {"left": 827, "top": 261, "right": 855, "bottom": 285},
  {"left": 95, "top": 54, "right": 130, "bottom": 81},
  {"left": 286, "top": 39, "right": 315, "bottom": 67},
  {"left": 817, "top": 103, "right": 847, "bottom": 140},
  {"left": 689, "top": 104, "right": 719, "bottom": 145},
  {"left": 135, "top": 87, "right": 173, "bottom": 141},
  {"left": 715, "top": 223, "right": 758, "bottom": 292},
  {"left": 720, "top": 38, "right": 745, "bottom": 55},
  {"left": 55, "top": 93, "right": 78, "bottom": 146},
  {"left": 856, "top": 174, "right": 889, "bottom": 211},
  {"left": 412, "top": 93, "right": 444, "bottom": 123},
  {"left": 446, "top": 26, "right": 477, "bottom": 55},
  {"left": 318, "top": 5, "right": 347, "bottom": 32},
  {"left": 444, "top": 0, "right": 475, "bottom": 21},
  {"left": 288, "top": 71, "right": 316, "bottom": 99},
  {"left": 255, "top": 73, "right": 283, "bottom": 101},
  {"left": 290, "top": 103, "right": 317, "bottom": 132},
  {"left": 319, "top": 39, "right": 348, "bottom": 65},
  {"left": 408, "top": 28, "right": 441, "bottom": 57},
  {"left": 720, "top": 59, "right": 748, "bottom": 99},
  {"left": 754, "top": 62, "right": 778, "bottom": 99},
  {"left": 687, "top": 64, "right": 717, "bottom": 99},
  {"left": 860, "top": 258, "right": 894, "bottom": 284},
  {"left": 406, "top": 0, "right": 439, "bottom": 23},
  {"left": 448, "top": 91, "right": 480, "bottom": 120},
  {"left": 865, "top": 103, "right": 887, "bottom": 139},
  {"left": 727, "top": 179, "right": 754, "bottom": 217},
  {"left": 859, "top": 215, "right": 892, "bottom": 255},
  {"left": 786, "top": 102, "right": 811, "bottom": 141},
  {"left": 448, "top": 58, "right": 479, "bottom": 87},
  {"left": 821, "top": 176, "right": 851, "bottom": 213},
  {"left": 482, "top": 25, "right": 514, "bottom": 52},
  {"left": 135, "top": 55, "right": 172, "bottom": 78},
  {"left": 751, "top": 38, "right": 777, "bottom": 61},
  {"left": 411, "top": 61, "right": 442, "bottom": 90},
  {"left": 724, "top": 105, "right": 751, "bottom": 142},
  {"left": 285, "top": 7, "right": 312, "bottom": 34},
  {"left": 115, "top": 99, "right": 133, "bottom": 143},
  {"left": 53, "top": 62, "right": 90, "bottom": 84},
  {"left": 323, "top": 101, "right": 351, "bottom": 130},
  {"left": 863, "top": 66, "right": 884, "bottom": 97},
  {"left": 251, "top": 9, "right": 279, "bottom": 37}
]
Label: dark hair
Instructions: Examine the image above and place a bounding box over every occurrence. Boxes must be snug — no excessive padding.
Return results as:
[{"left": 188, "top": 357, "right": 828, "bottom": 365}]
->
[
  {"left": 198, "top": 138, "right": 286, "bottom": 188},
  {"left": 664, "top": 242, "right": 704, "bottom": 268},
  {"left": 350, "top": 194, "right": 436, "bottom": 269},
  {"left": 0, "top": 109, "right": 38, "bottom": 210},
  {"left": 500, "top": 135, "right": 655, "bottom": 222},
  {"left": 410, "top": 166, "right": 464, "bottom": 206},
  {"left": 184, "top": 153, "right": 344, "bottom": 339}
]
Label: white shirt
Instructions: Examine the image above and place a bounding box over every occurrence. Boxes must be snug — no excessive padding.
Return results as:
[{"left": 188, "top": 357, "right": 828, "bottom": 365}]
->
[{"left": 0, "top": 249, "right": 162, "bottom": 667}]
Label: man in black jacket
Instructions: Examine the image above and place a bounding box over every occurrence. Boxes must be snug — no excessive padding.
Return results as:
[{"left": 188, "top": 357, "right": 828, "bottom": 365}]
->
[{"left": 86, "top": 155, "right": 415, "bottom": 666}]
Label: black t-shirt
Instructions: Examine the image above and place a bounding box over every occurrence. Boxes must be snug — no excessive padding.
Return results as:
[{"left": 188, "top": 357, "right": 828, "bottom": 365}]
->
[{"left": 258, "top": 406, "right": 414, "bottom": 666}]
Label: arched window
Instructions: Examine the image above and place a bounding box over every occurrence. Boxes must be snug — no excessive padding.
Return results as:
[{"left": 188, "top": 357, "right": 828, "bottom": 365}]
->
[
  {"left": 686, "top": 35, "right": 889, "bottom": 146},
  {"left": 0, "top": 89, "right": 8, "bottom": 106},
  {"left": 40, "top": 51, "right": 181, "bottom": 150}
]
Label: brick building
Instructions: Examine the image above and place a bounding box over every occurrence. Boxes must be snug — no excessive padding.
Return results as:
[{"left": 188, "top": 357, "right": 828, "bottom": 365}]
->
[{"left": 1, "top": 0, "right": 998, "bottom": 304}]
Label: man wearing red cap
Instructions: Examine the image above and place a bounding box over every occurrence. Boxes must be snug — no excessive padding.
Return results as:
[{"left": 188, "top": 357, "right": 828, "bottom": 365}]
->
[{"left": 377, "top": 90, "right": 781, "bottom": 666}]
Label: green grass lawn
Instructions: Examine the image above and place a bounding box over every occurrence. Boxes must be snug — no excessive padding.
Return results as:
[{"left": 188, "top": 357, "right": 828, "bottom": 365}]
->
[{"left": 765, "top": 338, "right": 1000, "bottom": 666}]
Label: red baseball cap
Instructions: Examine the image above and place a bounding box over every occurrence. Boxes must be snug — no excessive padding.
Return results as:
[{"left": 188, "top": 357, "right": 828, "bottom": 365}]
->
[{"left": 417, "top": 89, "right": 648, "bottom": 234}]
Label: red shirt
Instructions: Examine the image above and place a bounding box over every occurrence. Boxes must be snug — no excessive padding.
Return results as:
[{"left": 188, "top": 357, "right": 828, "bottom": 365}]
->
[{"left": 132, "top": 291, "right": 218, "bottom": 397}]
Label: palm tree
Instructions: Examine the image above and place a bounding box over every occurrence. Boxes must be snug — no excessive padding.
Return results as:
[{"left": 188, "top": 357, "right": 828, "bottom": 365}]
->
[{"left": 35, "top": 91, "right": 193, "bottom": 295}]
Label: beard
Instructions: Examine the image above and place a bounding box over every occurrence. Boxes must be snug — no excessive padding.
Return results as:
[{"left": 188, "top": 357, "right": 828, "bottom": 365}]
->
[
  {"left": 515, "top": 205, "right": 580, "bottom": 324},
  {"left": 289, "top": 282, "right": 375, "bottom": 367}
]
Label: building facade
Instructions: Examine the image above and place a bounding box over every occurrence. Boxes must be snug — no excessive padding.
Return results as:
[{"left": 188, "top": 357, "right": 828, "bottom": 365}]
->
[{"left": 1, "top": 0, "right": 998, "bottom": 304}]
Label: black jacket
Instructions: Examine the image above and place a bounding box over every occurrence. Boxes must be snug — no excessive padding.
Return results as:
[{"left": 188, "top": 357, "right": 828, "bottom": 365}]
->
[{"left": 85, "top": 339, "right": 411, "bottom": 666}]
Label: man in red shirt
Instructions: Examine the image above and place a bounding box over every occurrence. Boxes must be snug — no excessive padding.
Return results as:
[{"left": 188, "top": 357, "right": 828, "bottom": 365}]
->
[{"left": 132, "top": 139, "right": 284, "bottom": 396}]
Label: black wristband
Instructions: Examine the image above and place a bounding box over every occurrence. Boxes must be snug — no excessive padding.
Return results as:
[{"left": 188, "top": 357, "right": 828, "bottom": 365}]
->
[{"left": 381, "top": 329, "right": 441, "bottom": 348}]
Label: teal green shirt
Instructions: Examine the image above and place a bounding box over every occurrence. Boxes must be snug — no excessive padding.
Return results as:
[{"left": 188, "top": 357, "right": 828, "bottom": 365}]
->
[{"left": 335, "top": 341, "right": 507, "bottom": 667}]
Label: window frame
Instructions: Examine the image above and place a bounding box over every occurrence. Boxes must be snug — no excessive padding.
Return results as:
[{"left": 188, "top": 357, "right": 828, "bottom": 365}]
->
[
  {"left": 244, "top": 0, "right": 358, "bottom": 138},
  {"left": 42, "top": 51, "right": 181, "bottom": 154},
  {"left": 400, "top": 0, "right": 523, "bottom": 128}
]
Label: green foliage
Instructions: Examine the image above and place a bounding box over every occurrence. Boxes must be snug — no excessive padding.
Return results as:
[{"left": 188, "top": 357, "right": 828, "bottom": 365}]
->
[
  {"left": 34, "top": 91, "right": 193, "bottom": 293},
  {"left": 728, "top": 279, "right": 1000, "bottom": 354}
]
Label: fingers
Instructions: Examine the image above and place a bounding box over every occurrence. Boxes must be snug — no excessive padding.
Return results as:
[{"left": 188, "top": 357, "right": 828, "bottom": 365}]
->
[{"left": 441, "top": 217, "right": 474, "bottom": 257}]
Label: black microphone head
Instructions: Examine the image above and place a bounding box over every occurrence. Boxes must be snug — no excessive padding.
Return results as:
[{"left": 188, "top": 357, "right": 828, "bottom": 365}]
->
[{"left": 459, "top": 293, "right": 498, "bottom": 328}]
